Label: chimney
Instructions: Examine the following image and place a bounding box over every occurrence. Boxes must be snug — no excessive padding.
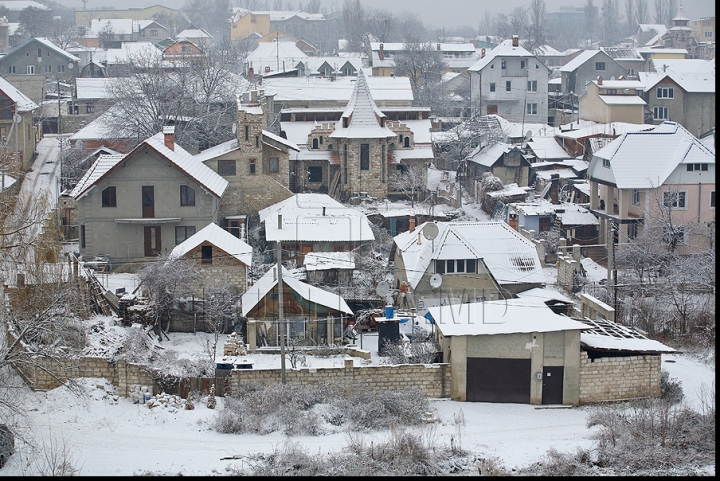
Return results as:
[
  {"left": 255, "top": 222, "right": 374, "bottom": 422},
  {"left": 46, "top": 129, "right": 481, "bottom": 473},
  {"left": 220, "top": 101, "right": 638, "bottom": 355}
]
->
[
  {"left": 597, "top": 76, "right": 603, "bottom": 85},
  {"left": 378, "top": 43, "right": 384, "bottom": 60},
  {"left": 277, "top": 214, "right": 283, "bottom": 229},
  {"left": 163, "top": 126, "right": 175, "bottom": 151},
  {"left": 512, "top": 35, "right": 519, "bottom": 47},
  {"left": 481, "top": 48, "right": 486, "bottom": 58},
  {"left": 437, "top": 43, "right": 441, "bottom": 51},
  {"left": 409, "top": 215, "right": 416, "bottom": 232},
  {"left": 509, "top": 213, "right": 518, "bottom": 230},
  {"left": 322, "top": 206, "right": 326, "bottom": 216},
  {"left": 248, "top": 66, "right": 254, "bottom": 83}
]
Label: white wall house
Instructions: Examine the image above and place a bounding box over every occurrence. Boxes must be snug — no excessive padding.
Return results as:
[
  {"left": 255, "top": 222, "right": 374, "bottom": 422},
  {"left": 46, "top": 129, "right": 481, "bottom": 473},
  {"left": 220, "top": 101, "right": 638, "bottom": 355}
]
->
[{"left": 468, "top": 36, "right": 549, "bottom": 123}]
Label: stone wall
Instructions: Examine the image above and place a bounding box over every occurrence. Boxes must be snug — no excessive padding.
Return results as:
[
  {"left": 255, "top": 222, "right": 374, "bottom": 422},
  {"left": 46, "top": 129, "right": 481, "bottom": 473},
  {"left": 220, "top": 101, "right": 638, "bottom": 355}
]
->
[
  {"left": 518, "top": 227, "right": 547, "bottom": 266},
  {"left": 557, "top": 242, "right": 583, "bottom": 295},
  {"left": 229, "top": 359, "right": 452, "bottom": 398},
  {"left": 578, "top": 351, "right": 661, "bottom": 404}
]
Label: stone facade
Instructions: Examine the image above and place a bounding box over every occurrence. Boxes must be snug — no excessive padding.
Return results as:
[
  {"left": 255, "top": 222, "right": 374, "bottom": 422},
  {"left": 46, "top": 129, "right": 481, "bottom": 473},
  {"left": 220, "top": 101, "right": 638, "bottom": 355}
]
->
[
  {"left": 178, "top": 241, "right": 248, "bottom": 295},
  {"left": 579, "top": 351, "right": 662, "bottom": 404},
  {"left": 229, "top": 358, "right": 452, "bottom": 399}
]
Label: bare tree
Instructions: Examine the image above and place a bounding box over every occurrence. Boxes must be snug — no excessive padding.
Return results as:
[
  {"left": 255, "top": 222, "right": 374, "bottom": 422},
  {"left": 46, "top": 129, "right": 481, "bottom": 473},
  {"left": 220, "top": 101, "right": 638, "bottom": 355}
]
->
[
  {"left": 509, "top": 6, "right": 528, "bottom": 38},
  {"left": 635, "top": 0, "right": 650, "bottom": 25},
  {"left": 625, "top": 0, "right": 636, "bottom": 36},
  {"left": 342, "top": 0, "right": 366, "bottom": 52},
  {"left": 202, "top": 283, "right": 237, "bottom": 363},
  {"left": 136, "top": 253, "right": 200, "bottom": 339},
  {"left": 390, "top": 163, "right": 427, "bottom": 207},
  {"left": 392, "top": 42, "right": 448, "bottom": 110},
  {"left": 526, "top": 0, "right": 548, "bottom": 51},
  {"left": 585, "top": 0, "right": 599, "bottom": 45},
  {"left": 601, "top": 0, "right": 623, "bottom": 46}
]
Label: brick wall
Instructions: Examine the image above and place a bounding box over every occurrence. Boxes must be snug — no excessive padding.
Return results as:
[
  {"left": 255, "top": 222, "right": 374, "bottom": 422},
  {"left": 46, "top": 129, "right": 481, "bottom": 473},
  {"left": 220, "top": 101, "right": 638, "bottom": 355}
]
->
[
  {"left": 579, "top": 351, "right": 661, "bottom": 404},
  {"left": 179, "top": 242, "right": 248, "bottom": 295},
  {"left": 229, "top": 359, "right": 452, "bottom": 398}
]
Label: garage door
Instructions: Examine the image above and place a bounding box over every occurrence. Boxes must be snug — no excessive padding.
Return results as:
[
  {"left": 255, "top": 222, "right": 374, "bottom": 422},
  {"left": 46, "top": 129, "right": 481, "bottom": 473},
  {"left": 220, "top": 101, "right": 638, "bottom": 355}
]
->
[{"left": 466, "top": 358, "right": 531, "bottom": 403}]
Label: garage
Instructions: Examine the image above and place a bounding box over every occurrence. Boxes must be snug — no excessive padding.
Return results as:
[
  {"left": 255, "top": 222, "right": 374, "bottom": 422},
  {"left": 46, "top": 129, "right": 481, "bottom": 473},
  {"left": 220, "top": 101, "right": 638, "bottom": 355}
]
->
[{"left": 466, "top": 358, "right": 531, "bottom": 403}]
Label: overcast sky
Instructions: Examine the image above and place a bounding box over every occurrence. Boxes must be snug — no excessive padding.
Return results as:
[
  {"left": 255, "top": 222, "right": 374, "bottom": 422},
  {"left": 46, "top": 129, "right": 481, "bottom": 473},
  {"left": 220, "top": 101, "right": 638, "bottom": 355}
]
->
[{"left": 58, "top": 0, "right": 716, "bottom": 30}]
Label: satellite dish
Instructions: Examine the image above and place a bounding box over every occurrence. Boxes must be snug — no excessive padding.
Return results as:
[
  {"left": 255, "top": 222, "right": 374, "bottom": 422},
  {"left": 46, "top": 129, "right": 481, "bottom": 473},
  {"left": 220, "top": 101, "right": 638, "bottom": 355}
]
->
[
  {"left": 68, "top": 62, "right": 74, "bottom": 69},
  {"left": 422, "top": 222, "right": 439, "bottom": 240},
  {"left": 232, "top": 123, "right": 237, "bottom": 133},
  {"left": 525, "top": 130, "right": 532, "bottom": 140},
  {"left": 12, "top": 113, "right": 21, "bottom": 124},
  {"left": 375, "top": 281, "right": 390, "bottom": 297},
  {"left": 429, "top": 274, "right": 443, "bottom": 289}
]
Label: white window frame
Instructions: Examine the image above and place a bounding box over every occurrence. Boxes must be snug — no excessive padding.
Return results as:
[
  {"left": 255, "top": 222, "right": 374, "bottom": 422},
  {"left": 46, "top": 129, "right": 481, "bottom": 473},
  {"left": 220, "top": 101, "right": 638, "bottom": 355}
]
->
[
  {"left": 656, "top": 87, "right": 674, "bottom": 99},
  {"left": 632, "top": 189, "right": 641, "bottom": 206},
  {"left": 663, "top": 190, "right": 687, "bottom": 209},
  {"left": 602, "top": 158, "right": 611, "bottom": 168},
  {"left": 653, "top": 106, "right": 669, "bottom": 120},
  {"left": 26, "top": 65, "right": 35, "bottom": 74},
  {"left": 526, "top": 103, "right": 538, "bottom": 115},
  {"left": 527, "top": 80, "right": 537, "bottom": 92}
]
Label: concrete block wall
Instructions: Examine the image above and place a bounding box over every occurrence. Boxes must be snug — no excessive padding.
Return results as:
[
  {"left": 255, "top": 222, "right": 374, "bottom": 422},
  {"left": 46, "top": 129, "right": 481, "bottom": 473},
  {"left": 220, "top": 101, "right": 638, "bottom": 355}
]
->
[
  {"left": 579, "top": 351, "right": 661, "bottom": 404},
  {"left": 518, "top": 227, "right": 547, "bottom": 266},
  {"left": 229, "top": 359, "right": 452, "bottom": 398}
]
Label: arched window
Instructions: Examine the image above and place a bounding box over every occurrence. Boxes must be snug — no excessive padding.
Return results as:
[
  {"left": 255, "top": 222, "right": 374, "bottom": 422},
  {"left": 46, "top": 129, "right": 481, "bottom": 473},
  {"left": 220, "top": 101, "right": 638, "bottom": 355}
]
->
[
  {"left": 404, "top": 136, "right": 410, "bottom": 147},
  {"left": 312, "top": 138, "right": 319, "bottom": 149}
]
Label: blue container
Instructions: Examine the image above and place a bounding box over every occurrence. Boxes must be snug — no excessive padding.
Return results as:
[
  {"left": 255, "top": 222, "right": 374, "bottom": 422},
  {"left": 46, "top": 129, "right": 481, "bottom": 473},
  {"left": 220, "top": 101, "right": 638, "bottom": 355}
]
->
[{"left": 385, "top": 305, "right": 394, "bottom": 319}]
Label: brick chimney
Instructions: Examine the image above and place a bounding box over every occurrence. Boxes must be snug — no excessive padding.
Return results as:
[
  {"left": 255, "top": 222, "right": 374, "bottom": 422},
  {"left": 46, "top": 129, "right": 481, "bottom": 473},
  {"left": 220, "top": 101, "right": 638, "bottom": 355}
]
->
[
  {"left": 163, "top": 126, "right": 175, "bottom": 151},
  {"left": 378, "top": 43, "right": 384, "bottom": 60},
  {"left": 509, "top": 213, "right": 518, "bottom": 230},
  {"left": 437, "top": 43, "right": 441, "bottom": 51},
  {"left": 512, "top": 35, "right": 519, "bottom": 47},
  {"left": 598, "top": 76, "right": 603, "bottom": 85},
  {"left": 481, "top": 48, "right": 486, "bottom": 58},
  {"left": 409, "top": 215, "right": 416, "bottom": 232}
]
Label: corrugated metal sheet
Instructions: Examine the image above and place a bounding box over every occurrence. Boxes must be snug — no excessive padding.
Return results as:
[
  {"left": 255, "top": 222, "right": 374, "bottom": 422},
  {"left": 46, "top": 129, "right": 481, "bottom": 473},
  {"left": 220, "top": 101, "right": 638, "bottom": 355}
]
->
[{"left": 169, "top": 223, "right": 252, "bottom": 266}]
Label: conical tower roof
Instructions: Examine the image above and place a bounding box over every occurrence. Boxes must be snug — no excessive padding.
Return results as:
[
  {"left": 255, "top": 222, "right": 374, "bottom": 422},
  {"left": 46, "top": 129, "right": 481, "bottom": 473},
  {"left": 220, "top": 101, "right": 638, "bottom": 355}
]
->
[
  {"left": 330, "top": 69, "right": 396, "bottom": 139},
  {"left": 672, "top": 3, "right": 689, "bottom": 22}
]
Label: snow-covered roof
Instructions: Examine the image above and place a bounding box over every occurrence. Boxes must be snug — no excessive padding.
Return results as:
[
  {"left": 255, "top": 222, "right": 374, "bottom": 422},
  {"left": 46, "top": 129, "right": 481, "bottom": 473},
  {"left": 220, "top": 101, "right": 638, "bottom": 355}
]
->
[
  {"left": 105, "top": 42, "right": 163, "bottom": 65},
  {"left": 598, "top": 95, "right": 647, "bottom": 106},
  {"left": 330, "top": 69, "right": 397, "bottom": 140},
  {"left": 650, "top": 58, "right": 715, "bottom": 76},
  {"left": 509, "top": 201, "right": 556, "bottom": 216},
  {"left": 194, "top": 138, "right": 240, "bottom": 163},
  {"left": 428, "top": 298, "right": 589, "bottom": 337},
  {"left": 300, "top": 56, "right": 363, "bottom": 73},
  {"left": 516, "top": 287, "right": 574, "bottom": 304},
  {"left": 246, "top": 41, "right": 308, "bottom": 66},
  {"left": 578, "top": 317, "right": 676, "bottom": 353},
  {"left": 169, "top": 222, "right": 252, "bottom": 266},
  {"left": 559, "top": 50, "right": 606, "bottom": 73},
  {"left": 555, "top": 204, "right": 599, "bottom": 226},
  {"left": 468, "top": 39, "right": 540, "bottom": 72},
  {"left": 69, "top": 105, "right": 137, "bottom": 141},
  {"left": 262, "top": 76, "right": 414, "bottom": 103},
  {"left": 91, "top": 18, "right": 136, "bottom": 35},
  {"left": 1, "top": 172, "right": 17, "bottom": 192},
  {"left": 71, "top": 132, "right": 228, "bottom": 200},
  {"left": 303, "top": 251, "right": 355, "bottom": 271},
  {"left": 263, "top": 130, "right": 299, "bottom": 151},
  {"left": 242, "top": 265, "right": 352, "bottom": 317},
  {"left": 589, "top": 121, "right": 715, "bottom": 189},
  {"left": 555, "top": 121, "right": 655, "bottom": 140},
  {"left": 259, "top": 194, "right": 375, "bottom": 242},
  {"left": 176, "top": 27, "right": 212, "bottom": 40},
  {"left": 638, "top": 70, "right": 715, "bottom": 94},
  {"left": 75, "top": 78, "right": 114, "bottom": 100},
  {"left": 527, "top": 137, "right": 571, "bottom": 160},
  {"left": 0, "top": 1, "right": 49, "bottom": 10},
  {"left": 9, "top": 37, "right": 80, "bottom": 62},
  {"left": 485, "top": 183, "right": 533, "bottom": 199},
  {"left": 0, "top": 76, "right": 38, "bottom": 111},
  {"left": 466, "top": 142, "right": 512, "bottom": 167},
  {"left": 391, "top": 145, "right": 434, "bottom": 162},
  {"left": 394, "top": 221, "right": 545, "bottom": 289}
]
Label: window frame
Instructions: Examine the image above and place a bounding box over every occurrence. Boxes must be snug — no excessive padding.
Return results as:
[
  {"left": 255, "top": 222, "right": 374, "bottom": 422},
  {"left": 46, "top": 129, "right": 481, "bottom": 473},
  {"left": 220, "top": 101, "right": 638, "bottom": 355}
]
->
[
  {"left": 249, "top": 158, "right": 256, "bottom": 174},
  {"left": 505, "top": 80, "right": 511, "bottom": 92},
  {"left": 101, "top": 186, "right": 117, "bottom": 207},
  {"left": 360, "top": 143, "right": 370, "bottom": 170},
  {"left": 218, "top": 160, "right": 236, "bottom": 176},
  {"left": 175, "top": 225, "right": 196, "bottom": 245},
  {"left": 653, "top": 106, "right": 669, "bottom": 120},
  {"left": 489, "top": 82, "right": 495, "bottom": 92},
  {"left": 656, "top": 87, "right": 674, "bottom": 99},
  {"left": 269, "top": 157, "right": 279, "bottom": 173},
  {"left": 307, "top": 165, "right": 322, "bottom": 183},
  {"left": 632, "top": 189, "right": 641, "bottom": 206},
  {"left": 527, "top": 80, "right": 537, "bottom": 92},
  {"left": 663, "top": 190, "right": 688, "bottom": 209},
  {"left": 595, "top": 61, "right": 606, "bottom": 70},
  {"left": 180, "top": 185, "right": 195, "bottom": 206},
  {"left": 526, "top": 103, "right": 538, "bottom": 115}
]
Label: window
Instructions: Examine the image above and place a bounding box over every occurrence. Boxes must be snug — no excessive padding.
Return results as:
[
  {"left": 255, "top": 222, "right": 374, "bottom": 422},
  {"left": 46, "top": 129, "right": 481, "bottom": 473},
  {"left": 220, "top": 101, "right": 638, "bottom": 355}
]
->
[
  {"left": 656, "top": 87, "right": 674, "bottom": 98},
  {"left": 218, "top": 160, "right": 236, "bottom": 175},
  {"left": 307, "top": 166, "right": 322, "bottom": 182},
  {"left": 181, "top": 45, "right": 191, "bottom": 53},
  {"left": 244, "top": 125, "right": 249, "bottom": 141},
  {"left": 687, "top": 163, "right": 708, "bottom": 171},
  {"left": 527, "top": 80, "right": 537, "bottom": 92},
  {"left": 27, "top": 65, "right": 35, "bottom": 74},
  {"left": 44, "top": 65, "right": 52, "bottom": 73},
  {"left": 201, "top": 245, "right": 213, "bottom": 264},
  {"left": 595, "top": 61, "right": 606, "bottom": 70},
  {"left": 80, "top": 225, "right": 85, "bottom": 248},
  {"left": 435, "top": 259, "right": 476, "bottom": 274},
  {"left": 101, "top": 186, "right": 116, "bottom": 207},
  {"left": 255, "top": 135, "right": 259, "bottom": 148},
  {"left": 269, "top": 157, "right": 279, "bottom": 173},
  {"left": 7, "top": 66, "right": 14, "bottom": 73},
  {"left": 180, "top": 185, "right": 195, "bottom": 206},
  {"left": 663, "top": 190, "right": 687, "bottom": 209},
  {"left": 711, "top": 191, "right": 715, "bottom": 209},
  {"left": 343, "top": 144, "right": 348, "bottom": 184},
  {"left": 312, "top": 138, "right": 319, "bottom": 149},
  {"left": 249, "top": 158, "right": 256, "bottom": 174},
  {"left": 628, "top": 222, "right": 638, "bottom": 239},
  {"left": 505, "top": 81, "right": 511, "bottom": 92},
  {"left": 653, "top": 106, "right": 669, "bottom": 120},
  {"left": 526, "top": 103, "right": 537, "bottom": 115},
  {"left": 86, "top": 101, "right": 93, "bottom": 113},
  {"left": 38, "top": 48, "right": 42, "bottom": 57},
  {"left": 632, "top": 189, "right": 641, "bottom": 206},
  {"left": 489, "top": 82, "right": 495, "bottom": 92},
  {"left": 663, "top": 226, "right": 687, "bottom": 246},
  {"left": 175, "top": 226, "right": 196, "bottom": 244},
  {"left": 501, "top": 59, "right": 506, "bottom": 69},
  {"left": 150, "top": 29, "right": 158, "bottom": 36},
  {"left": 705, "top": 31, "right": 713, "bottom": 37},
  {"left": 360, "top": 143, "right": 369, "bottom": 170},
  {"left": 520, "top": 60, "right": 526, "bottom": 69},
  {"left": 603, "top": 158, "right": 611, "bottom": 168}
]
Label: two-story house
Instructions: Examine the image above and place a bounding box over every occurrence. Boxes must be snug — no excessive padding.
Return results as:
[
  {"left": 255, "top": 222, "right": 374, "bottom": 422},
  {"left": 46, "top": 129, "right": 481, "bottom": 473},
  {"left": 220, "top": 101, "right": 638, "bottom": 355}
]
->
[
  {"left": 467, "top": 36, "right": 550, "bottom": 123},
  {"left": 70, "top": 127, "right": 229, "bottom": 268},
  {"left": 587, "top": 121, "right": 715, "bottom": 253},
  {"left": 0, "top": 75, "right": 38, "bottom": 170},
  {"left": 0, "top": 37, "right": 80, "bottom": 80},
  {"left": 559, "top": 50, "right": 627, "bottom": 96}
]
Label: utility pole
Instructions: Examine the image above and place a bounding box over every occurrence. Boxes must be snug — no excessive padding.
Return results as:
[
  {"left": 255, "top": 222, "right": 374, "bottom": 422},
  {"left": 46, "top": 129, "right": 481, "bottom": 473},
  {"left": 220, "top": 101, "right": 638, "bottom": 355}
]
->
[
  {"left": 276, "top": 236, "right": 286, "bottom": 384},
  {"left": 606, "top": 220, "right": 616, "bottom": 310},
  {"left": 57, "top": 79, "right": 63, "bottom": 192}
]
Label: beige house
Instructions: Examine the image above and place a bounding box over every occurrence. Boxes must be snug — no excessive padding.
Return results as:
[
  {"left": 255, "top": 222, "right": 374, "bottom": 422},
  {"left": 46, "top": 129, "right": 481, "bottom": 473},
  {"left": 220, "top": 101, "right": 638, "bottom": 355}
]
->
[
  {"left": 579, "top": 78, "right": 647, "bottom": 124},
  {"left": 587, "top": 121, "right": 715, "bottom": 252},
  {"left": 0, "top": 75, "right": 38, "bottom": 170},
  {"left": 169, "top": 222, "right": 253, "bottom": 296}
]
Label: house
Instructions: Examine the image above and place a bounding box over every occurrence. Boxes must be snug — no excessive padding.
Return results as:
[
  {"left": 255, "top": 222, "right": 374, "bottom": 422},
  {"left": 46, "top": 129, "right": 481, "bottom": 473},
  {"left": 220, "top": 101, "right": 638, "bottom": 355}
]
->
[
  {"left": 600, "top": 47, "right": 646, "bottom": 78},
  {"left": 533, "top": 45, "right": 583, "bottom": 68},
  {"left": 70, "top": 127, "right": 229, "bottom": 268},
  {"left": 507, "top": 200, "right": 599, "bottom": 246},
  {"left": 241, "top": 265, "right": 353, "bottom": 349},
  {"left": 638, "top": 65, "right": 715, "bottom": 138},
  {"left": 75, "top": 5, "right": 183, "bottom": 28},
  {"left": 368, "top": 42, "right": 478, "bottom": 77},
  {"left": 0, "top": 37, "right": 80, "bottom": 80},
  {"left": 578, "top": 78, "right": 647, "bottom": 125},
  {"left": 245, "top": 39, "right": 308, "bottom": 77},
  {"left": 428, "top": 297, "right": 589, "bottom": 404},
  {"left": 554, "top": 120, "right": 655, "bottom": 159},
  {"left": 427, "top": 296, "right": 675, "bottom": 404},
  {"left": 137, "top": 20, "right": 168, "bottom": 45},
  {"left": 0, "top": 75, "right": 38, "bottom": 170},
  {"left": 559, "top": 50, "right": 627, "bottom": 96},
  {"left": 90, "top": 18, "right": 139, "bottom": 49},
  {"left": 163, "top": 39, "right": 204, "bottom": 61},
  {"left": 467, "top": 36, "right": 550, "bottom": 122},
  {"left": 465, "top": 142, "right": 533, "bottom": 187},
  {"left": 78, "top": 60, "right": 107, "bottom": 78},
  {"left": 169, "top": 222, "right": 253, "bottom": 296},
  {"left": 258, "top": 193, "right": 375, "bottom": 264},
  {"left": 175, "top": 25, "right": 212, "bottom": 47},
  {"left": 256, "top": 30, "right": 319, "bottom": 57},
  {"left": 195, "top": 91, "right": 300, "bottom": 218},
  {"left": 70, "top": 77, "right": 114, "bottom": 130},
  {"left": 635, "top": 23, "right": 668, "bottom": 47},
  {"left": 587, "top": 121, "right": 715, "bottom": 252},
  {"left": 392, "top": 221, "right": 546, "bottom": 313},
  {"left": 230, "top": 8, "right": 327, "bottom": 42},
  {"left": 303, "top": 251, "right": 355, "bottom": 286},
  {"left": 67, "top": 105, "right": 140, "bottom": 155}
]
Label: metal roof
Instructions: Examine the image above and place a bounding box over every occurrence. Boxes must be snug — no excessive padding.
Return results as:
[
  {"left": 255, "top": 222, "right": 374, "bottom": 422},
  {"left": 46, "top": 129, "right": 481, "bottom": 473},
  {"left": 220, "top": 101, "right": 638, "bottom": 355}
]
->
[
  {"left": 578, "top": 317, "right": 676, "bottom": 353},
  {"left": 169, "top": 222, "right": 252, "bottom": 266}
]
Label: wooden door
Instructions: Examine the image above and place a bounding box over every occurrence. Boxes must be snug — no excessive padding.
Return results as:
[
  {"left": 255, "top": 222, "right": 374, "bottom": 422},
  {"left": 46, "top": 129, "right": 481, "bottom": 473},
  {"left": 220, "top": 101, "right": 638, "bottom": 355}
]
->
[
  {"left": 142, "top": 186, "right": 154, "bottom": 218},
  {"left": 487, "top": 105, "right": 498, "bottom": 115},
  {"left": 144, "top": 226, "right": 161, "bottom": 256},
  {"left": 542, "top": 366, "right": 564, "bottom": 405}
]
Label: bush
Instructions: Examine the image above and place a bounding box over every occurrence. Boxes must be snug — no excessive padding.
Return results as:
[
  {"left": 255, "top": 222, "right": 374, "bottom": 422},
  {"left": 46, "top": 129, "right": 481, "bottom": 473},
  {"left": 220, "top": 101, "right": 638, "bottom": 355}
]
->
[{"left": 660, "top": 369, "right": 684, "bottom": 405}]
